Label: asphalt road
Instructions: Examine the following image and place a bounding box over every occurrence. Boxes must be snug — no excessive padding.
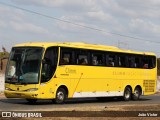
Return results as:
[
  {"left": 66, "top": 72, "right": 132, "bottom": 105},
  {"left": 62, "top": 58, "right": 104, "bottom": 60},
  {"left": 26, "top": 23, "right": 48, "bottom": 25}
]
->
[{"left": 0, "top": 94, "right": 160, "bottom": 111}]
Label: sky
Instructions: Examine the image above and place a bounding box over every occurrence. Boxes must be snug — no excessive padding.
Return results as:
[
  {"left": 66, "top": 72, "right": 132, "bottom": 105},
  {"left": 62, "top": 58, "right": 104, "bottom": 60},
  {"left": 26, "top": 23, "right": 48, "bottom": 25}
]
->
[{"left": 0, "top": 0, "right": 160, "bottom": 56}]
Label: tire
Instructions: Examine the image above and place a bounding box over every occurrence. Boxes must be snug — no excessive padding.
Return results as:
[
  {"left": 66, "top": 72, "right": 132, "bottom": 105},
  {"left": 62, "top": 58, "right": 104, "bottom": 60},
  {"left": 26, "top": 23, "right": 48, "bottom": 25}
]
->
[
  {"left": 26, "top": 99, "right": 37, "bottom": 104},
  {"left": 123, "top": 87, "right": 131, "bottom": 101},
  {"left": 53, "top": 88, "right": 67, "bottom": 104},
  {"left": 132, "top": 87, "right": 141, "bottom": 100}
]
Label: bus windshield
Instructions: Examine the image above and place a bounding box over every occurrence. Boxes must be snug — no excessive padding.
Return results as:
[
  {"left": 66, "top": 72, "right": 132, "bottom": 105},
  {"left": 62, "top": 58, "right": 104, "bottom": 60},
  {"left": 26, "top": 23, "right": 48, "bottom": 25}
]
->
[{"left": 5, "top": 47, "right": 43, "bottom": 84}]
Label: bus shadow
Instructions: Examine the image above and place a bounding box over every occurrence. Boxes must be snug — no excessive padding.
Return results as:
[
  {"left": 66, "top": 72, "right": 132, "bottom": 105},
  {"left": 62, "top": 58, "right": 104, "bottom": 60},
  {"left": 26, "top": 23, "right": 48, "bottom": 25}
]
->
[
  {"left": 0, "top": 97, "right": 152, "bottom": 105},
  {"left": 66, "top": 97, "right": 151, "bottom": 104}
]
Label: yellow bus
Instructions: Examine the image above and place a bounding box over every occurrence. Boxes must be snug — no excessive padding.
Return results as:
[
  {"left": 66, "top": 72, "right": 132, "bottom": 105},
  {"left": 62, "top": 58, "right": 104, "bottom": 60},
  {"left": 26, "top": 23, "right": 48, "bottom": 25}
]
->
[{"left": 4, "top": 42, "right": 157, "bottom": 104}]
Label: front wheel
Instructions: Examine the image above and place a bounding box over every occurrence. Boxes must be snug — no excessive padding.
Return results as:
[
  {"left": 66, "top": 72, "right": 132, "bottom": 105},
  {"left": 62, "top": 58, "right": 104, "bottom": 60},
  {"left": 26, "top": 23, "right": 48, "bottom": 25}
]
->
[
  {"left": 123, "top": 87, "right": 131, "bottom": 101},
  {"left": 53, "top": 88, "right": 67, "bottom": 104}
]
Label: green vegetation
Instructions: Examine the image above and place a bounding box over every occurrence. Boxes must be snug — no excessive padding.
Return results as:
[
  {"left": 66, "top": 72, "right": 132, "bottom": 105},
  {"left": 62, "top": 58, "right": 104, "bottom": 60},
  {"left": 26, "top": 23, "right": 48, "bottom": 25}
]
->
[{"left": 0, "top": 52, "right": 9, "bottom": 58}]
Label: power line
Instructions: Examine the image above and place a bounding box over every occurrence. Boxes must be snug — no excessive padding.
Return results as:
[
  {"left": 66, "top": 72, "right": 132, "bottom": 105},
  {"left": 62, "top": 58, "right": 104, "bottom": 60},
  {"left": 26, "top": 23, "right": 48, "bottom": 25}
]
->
[{"left": 0, "top": 2, "right": 160, "bottom": 44}]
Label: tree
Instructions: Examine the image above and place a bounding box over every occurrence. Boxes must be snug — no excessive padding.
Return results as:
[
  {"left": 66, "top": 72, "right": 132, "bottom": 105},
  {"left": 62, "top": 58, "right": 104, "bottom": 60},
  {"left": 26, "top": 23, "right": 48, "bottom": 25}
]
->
[{"left": 2, "top": 46, "right": 6, "bottom": 53}]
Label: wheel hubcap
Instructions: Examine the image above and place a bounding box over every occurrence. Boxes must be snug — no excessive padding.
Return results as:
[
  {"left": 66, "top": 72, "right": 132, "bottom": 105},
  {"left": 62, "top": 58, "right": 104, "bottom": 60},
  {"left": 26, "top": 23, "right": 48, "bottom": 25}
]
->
[
  {"left": 134, "top": 90, "right": 139, "bottom": 97},
  {"left": 57, "top": 91, "right": 64, "bottom": 101},
  {"left": 125, "top": 91, "right": 130, "bottom": 99}
]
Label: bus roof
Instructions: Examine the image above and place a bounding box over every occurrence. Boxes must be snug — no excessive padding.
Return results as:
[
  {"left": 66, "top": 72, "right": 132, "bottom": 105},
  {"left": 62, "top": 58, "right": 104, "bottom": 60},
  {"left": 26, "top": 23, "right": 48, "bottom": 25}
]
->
[{"left": 14, "top": 42, "right": 156, "bottom": 56}]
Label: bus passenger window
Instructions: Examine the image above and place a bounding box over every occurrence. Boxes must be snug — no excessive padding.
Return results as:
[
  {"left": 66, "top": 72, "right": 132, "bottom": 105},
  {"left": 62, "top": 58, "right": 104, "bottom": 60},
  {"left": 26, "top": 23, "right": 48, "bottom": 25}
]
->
[
  {"left": 143, "top": 64, "right": 148, "bottom": 68},
  {"left": 135, "top": 57, "right": 140, "bottom": 68},
  {"left": 60, "top": 53, "right": 71, "bottom": 65},
  {"left": 142, "top": 57, "right": 149, "bottom": 69},
  {"left": 79, "top": 58, "right": 87, "bottom": 65},
  {"left": 108, "top": 55, "right": 115, "bottom": 67},
  {"left": 142, "top": 56, "right": 156, "bottom": 69},
  {"left": 118, "top": 56, "right": 126, "bottom": 67},
  {"left": 92, "top": 56, "right": 98, "bottom": 65},
  {"left": 77, "top": 55, "right": 88, "bottom": 65},
  {"left": 148, "top": 57, "right": 156, "bottom": 68},
  {"left": 128, "top": 57, "right": 132, "bottom": 68},
  {"left": 61, "top": 57, "right": 69, "bottom": 65},
  {"left": 109, "top": 59, "right": 114, "bottom": 66},
  {"left": 91, "top": 53, "right": 104, "bottom": 66}
]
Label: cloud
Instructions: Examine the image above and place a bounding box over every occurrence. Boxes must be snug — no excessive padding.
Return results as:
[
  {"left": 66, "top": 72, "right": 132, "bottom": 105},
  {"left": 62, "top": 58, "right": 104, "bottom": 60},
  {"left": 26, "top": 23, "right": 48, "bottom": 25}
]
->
[
  {"left": 55, "top": 15, "right": 90, "bottom": 32},
  {"left": 129, "top": 18, "right": 160, "bottom": 36},
  {"left": 0, "top": 20, "right": 7, "bottom": 27},
  {"left": 110, "top": 0, "right": 160, "bottom": 19},
  {"left": 11, "top": 0, "right": 65, "bottom": 7},
  {"left": 10, "top": 21, "right": 49, "bottom": 34},
  {"left": 86, "top": 10, "right": 113, "bottom": 22},
  {"left": 0, "top": 5, "right": 49, "bottom": 35},
  {"left": 0, "top": 6, "right": 25, "bottom": 22},
  {"left": 11, "top": 0, "right": 100, "bottom": 12}
]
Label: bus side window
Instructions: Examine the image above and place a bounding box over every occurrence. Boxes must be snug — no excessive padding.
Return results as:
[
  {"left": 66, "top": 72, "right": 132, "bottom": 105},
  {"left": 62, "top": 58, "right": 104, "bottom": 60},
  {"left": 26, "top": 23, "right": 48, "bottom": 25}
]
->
[
  {"left": 76, "top": 49, "right": 89, "bottom": 65},
  {"left": 149, "top": 57, "right": 156, "bottom": 68},
  {"left": 91, "top": 52, "right": 104, "bottom": 66},
  {"left": 60, "top": 54, "right": 70, "bottom": 65},
  {"left": 78, "top": 55, "right": 88, "bottom": 65},
  {"left": 118, "top": 55, "right": 126, "bottom": 67},
  {"left": 108, "top": 55, "right": 115, "bottom": 67},
  {"left": 60, "top": 48, "right": 74, "bottom": 65},
  {"left": 134, "top": 57, "right": 140, "bottom": 68},
  {"left": 142, "top": 57, "right": 149, "bottom": 69},
  {"left": 128, "top": 55, "right": 137, "bottom": 68},
  {"left": 79, "top": 58, "right": 87, "bottom": 65},
  {"left": 128, "top": 56, "right": 132, "bottom": 68},
  {"left": 143, "top": 64, "right": 148, "bottom": 68},
  {"left": 142, "top": 56, "right": 155, "bottom": 69},
  {"left": 92, "top": 56, "right": 98, "bottom": 65},
  {"left": 41, "top": 47, "right": 58, "bottom": 83}
]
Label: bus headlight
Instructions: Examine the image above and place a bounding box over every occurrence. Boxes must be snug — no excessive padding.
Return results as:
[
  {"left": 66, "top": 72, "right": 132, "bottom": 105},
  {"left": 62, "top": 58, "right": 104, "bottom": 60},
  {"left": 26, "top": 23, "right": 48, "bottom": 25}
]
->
[{"left": 26, "top": 88, "right": 38, "bottom": 92}]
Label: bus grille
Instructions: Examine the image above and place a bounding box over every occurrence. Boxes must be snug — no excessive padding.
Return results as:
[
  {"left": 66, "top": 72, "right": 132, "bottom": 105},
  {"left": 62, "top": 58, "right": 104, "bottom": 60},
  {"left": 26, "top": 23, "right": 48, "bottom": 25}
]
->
[{"left": 143, "top": 80, "right": 155, "bottom": 92}]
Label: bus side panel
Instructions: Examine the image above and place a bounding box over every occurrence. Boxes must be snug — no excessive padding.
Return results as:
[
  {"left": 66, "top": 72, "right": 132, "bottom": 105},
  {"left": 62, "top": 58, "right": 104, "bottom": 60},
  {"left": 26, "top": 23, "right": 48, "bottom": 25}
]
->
[{"left": 56, "top": 65, "right": 156, "bottom": 98}]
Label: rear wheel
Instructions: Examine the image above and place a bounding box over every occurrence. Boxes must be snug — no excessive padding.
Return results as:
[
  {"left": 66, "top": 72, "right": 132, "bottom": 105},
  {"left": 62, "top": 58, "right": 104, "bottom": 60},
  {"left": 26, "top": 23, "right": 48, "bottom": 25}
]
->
[
  {"left": 123, "top": 87, "right": 131, "bottom": 101},
  {"left": 132, "top": 87, "right": 141, "bottom": 100},
  {"left": 53, "top": 88, "right": 67, "bottom": 104}
]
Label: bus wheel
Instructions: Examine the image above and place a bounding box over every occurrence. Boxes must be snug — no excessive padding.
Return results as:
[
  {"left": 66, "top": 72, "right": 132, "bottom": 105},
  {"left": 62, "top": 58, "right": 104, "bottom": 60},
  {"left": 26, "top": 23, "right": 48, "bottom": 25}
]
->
[
  {"left": 123, "top": 87, "right": 131, "bottom": 101},
  {"left": 132, "top": 87, "right": 141, "bottom": 100},
  {"left": 26, "top": 99, "right": 37, "bottom": 104},
  {"left": 54, "top": 88, "right": 67, "bottom": 104}
]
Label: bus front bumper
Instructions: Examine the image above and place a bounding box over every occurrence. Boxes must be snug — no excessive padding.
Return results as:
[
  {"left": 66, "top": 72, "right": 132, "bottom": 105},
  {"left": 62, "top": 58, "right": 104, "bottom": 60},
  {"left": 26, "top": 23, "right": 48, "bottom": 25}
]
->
[{"left": 4, "top": 90, "right": 39, "bottom": 99}]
